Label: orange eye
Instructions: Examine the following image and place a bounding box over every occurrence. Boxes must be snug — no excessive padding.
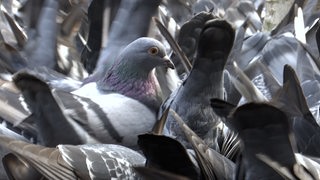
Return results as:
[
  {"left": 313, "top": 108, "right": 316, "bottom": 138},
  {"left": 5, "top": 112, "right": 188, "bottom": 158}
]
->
[{"left": 148, "top": 47, "right": 159, "bottom": 55}]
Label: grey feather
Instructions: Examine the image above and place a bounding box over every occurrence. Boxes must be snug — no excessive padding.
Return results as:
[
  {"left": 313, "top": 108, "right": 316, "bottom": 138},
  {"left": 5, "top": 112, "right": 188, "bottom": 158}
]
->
[{"left": 0, "top": 134, "right": 145, "bottom": 179}]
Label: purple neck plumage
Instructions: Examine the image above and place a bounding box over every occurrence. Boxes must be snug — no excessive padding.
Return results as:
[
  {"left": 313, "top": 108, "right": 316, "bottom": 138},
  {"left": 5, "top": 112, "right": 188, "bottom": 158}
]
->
[{"left": 98, "top": 68, "right": 162, "bottom": 112}]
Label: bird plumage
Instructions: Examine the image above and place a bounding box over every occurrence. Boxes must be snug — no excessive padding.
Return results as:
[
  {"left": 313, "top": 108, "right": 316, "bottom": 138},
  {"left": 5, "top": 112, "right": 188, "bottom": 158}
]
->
[
  {"left": 161, "top": 18, "right": 235, "bottom": 152},
  {"left": 86, "top": 0, "right": 162, "bottom": 83},
  {"left": 10, "top": 37, "right": 173, "bottom": 148},
  {"left": 0, "top": 134, "right": 145, "bottom": 179}
]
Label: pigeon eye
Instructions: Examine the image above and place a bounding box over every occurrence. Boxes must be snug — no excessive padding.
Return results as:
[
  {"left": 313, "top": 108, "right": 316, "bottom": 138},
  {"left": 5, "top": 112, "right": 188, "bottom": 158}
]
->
[{"left": 148, "top": 47, "right": 159, "bottom": 55}]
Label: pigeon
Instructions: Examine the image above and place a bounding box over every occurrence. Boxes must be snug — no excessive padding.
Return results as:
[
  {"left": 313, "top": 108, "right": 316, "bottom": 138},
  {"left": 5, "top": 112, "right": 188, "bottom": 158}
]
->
[
  {"left": 136, "top": 109, "right": 235, "bottom": 180},
  {"left": 0, "top": 134, "right": 146, "bottom": 179},
  {"left": 161, "top": 18, "right": 235, "bottom": 151},
  {"left": 211, "top": 99, "right": 320, "bottom": 179},
  {"left": 212, "top": 62, "right": 320, "bottom": 161},
  {"left": 293, "top": 32, "right": 320, "bottom": 123},
  {"left": 275, "top": 65, "right": 320, "bottom": 157},
  {"left": 85, "top": 0, "right": 162, "bottom": 83},
  {"left": 169, "top": 109, "right": 236, "bottom": 179},
  {"left": 11, "top": 37, "right": 174, "bottom": 148},
  {"left": 77, "top": 37, "right": 175, "bottom": 113},
  {"left": 227, "top": 102, "right": 317, "bottom": 179}
]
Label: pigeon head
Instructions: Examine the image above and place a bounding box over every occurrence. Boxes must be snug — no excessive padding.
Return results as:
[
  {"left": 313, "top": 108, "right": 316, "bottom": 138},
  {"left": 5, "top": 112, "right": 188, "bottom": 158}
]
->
[
  {"left": 98, "top": 37, "right": 174, "bottom": 111},
  {"left": 196, "top": 19, "right": 235, "bottom": 60},
  {"left": 110, "top": 37, "right": 174, "bottom": 78},
  {"left": 229, "top": 103, "right": 290, "bottom": 134}
]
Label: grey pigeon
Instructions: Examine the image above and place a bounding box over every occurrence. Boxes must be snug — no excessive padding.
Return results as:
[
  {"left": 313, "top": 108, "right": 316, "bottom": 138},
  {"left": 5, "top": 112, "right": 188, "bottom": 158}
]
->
[
  {"left": 220, "top": 102, "right": 317, "bottom": 179},
  {"left": 77, "top": 37, "right": 174, "bottom": 113},
  {"left": 161, "top": 18, "right": 235, "bottom": 151},
  {"left": 85, "top": 0, "right": 162, "bottom": 83},
  {"left": 12, "top": 37, "right": 174, "bottom": 148},
  {"left": 0, "top": 134, "right": 145, "bottom": 179}
]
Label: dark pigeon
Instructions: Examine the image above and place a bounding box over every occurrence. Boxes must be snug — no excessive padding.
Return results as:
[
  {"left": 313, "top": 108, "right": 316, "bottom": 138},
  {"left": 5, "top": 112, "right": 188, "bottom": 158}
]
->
[
  {"left": 136, "top": 109, "right": 235, "bottom": 180},
  {"left": 170, "top": 11, "right": 215, "bottom": 75},
  {"left": 80, "top": 37, "right": 175, "bottom": 113},
  {"left": 227, "top": 102, "right": 312, "bottom": 179},
  {"left": 161, "top": 19, "right": 235, "bottom": 152},
  {"left": 275, "top": 65, "right": 320, "bottom": 157},
  {"left": 80, "top": 0, "right": 109, "bottom": 74},
  {"left": 138, "top": 134, "right": 200, "bottom": 179}
]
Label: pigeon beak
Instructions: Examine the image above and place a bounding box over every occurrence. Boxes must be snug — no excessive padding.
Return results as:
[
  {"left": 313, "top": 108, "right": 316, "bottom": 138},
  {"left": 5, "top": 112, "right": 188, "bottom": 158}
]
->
[{"left": 163, "top": 56, "right": 175, "bottom": 69}]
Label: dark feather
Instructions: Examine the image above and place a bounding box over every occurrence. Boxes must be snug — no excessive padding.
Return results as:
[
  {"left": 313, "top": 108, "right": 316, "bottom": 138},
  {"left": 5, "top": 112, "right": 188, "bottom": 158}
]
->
[
  {"left": 230, "top": 103, "right": 299, "bottom": 179},
  {"left": 2, "top": 153, "right": 44, "bottom": 180},
  {"left": 162, "top": 18, "right": 235, "bottom": 151},
  {"left": 134, "top": 166, "right": 190, "bottom": 180},
  {"left": 138, "top": 134, "right": 200, "bottom": 179}
]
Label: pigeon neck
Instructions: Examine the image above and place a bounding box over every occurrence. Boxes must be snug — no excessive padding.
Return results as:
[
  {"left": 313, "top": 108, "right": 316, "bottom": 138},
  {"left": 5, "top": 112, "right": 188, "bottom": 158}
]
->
[
  {"left": 183, "top": 56, "right": 226, "bottom": 98},
  {"left": 98, "top": 69, "right": 162, "bottom": 112}
]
